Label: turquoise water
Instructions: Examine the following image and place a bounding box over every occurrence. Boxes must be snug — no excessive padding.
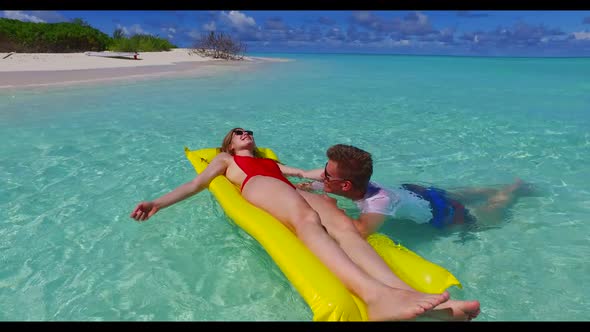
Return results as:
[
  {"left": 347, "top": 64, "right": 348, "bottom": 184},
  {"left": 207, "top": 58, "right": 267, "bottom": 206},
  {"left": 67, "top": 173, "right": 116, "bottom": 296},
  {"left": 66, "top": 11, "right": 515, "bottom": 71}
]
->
[{"left": 1, "top": 53, "right": 589, "bottom": 321}]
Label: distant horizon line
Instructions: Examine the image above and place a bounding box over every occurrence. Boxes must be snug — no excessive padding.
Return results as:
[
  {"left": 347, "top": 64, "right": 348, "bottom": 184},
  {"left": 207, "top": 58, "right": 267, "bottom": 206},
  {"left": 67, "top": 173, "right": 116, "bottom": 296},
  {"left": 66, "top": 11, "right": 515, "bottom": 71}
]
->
[
  {"left": 10, "top": 47, "right": 587, "bottom": 60},
  {"left": 241, "top": 50, "right": 590, "bottom": 59}
]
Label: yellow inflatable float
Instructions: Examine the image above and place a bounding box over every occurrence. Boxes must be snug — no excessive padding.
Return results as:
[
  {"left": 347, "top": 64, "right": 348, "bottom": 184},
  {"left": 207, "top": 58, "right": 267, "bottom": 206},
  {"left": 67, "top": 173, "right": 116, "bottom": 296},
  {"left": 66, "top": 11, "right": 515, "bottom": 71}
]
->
[{"left": 184, "top": 146, "right": 462, "bottom": 321}]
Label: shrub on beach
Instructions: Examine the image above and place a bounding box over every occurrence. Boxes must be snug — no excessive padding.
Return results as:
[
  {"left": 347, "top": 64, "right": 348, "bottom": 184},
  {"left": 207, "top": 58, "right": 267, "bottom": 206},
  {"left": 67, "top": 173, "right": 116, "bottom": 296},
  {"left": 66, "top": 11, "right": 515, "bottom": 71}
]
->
[
  {"left": 108, "top": 33, "right": 176, "bottom": 52},
  {"left": 191, "top": 31, "right": 246, "bottom": 60},
  {"left": 0, "top": 18, "right": 110, "bottom": 52}
]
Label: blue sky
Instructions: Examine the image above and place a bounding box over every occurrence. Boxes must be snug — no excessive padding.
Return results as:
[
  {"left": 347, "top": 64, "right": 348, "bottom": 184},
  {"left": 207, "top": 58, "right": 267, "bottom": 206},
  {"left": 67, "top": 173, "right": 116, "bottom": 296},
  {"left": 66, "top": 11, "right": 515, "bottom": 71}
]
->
[{"left": 3, "top": 10, "right": 590, "bottom": 56}]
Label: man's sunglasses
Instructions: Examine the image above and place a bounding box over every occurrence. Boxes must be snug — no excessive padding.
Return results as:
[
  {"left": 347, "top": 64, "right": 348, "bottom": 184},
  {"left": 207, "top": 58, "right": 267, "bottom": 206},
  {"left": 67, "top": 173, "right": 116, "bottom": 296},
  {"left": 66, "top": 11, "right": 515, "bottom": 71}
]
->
[
  {"left": 324, "top": 162, "right": 347, "bottom": 182},
  {"left": 233, "top": 130, "right": 254, "bottom": 136}
]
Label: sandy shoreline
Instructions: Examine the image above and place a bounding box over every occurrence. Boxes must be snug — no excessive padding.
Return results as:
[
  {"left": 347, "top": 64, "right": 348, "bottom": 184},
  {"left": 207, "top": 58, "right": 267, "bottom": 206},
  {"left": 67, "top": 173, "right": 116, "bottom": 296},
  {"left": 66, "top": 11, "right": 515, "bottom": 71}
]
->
[{"left": 0, "top": 48, "right": 289, "bottom": 89}]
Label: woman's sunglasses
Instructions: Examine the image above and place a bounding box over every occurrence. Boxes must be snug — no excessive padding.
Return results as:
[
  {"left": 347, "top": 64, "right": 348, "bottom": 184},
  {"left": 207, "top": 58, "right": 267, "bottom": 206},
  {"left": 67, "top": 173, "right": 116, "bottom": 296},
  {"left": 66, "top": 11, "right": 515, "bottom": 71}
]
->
[{"left": 233, "top": 130, "right": 254, "bottom": 136}]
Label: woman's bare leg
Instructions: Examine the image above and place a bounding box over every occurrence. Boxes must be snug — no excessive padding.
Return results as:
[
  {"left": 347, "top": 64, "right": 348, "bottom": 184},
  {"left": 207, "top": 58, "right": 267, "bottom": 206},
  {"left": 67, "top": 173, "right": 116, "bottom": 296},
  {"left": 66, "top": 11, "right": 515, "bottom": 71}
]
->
[
  {"left": 298, "top": 190, "right": 480, "bottom": 321},
  {"left": 297, "top": 191, "right": 414, "bottom": 289},
  {"left": 242, "top": 176, "right": 449, "bottom": 321}
]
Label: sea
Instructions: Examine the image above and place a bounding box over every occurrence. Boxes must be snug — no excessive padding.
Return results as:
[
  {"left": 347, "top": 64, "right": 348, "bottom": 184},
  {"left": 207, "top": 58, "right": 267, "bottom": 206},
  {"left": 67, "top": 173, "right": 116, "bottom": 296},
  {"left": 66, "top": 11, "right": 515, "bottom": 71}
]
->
[{"left": 1, "top": 53, "right": 589, "bottom": 321}]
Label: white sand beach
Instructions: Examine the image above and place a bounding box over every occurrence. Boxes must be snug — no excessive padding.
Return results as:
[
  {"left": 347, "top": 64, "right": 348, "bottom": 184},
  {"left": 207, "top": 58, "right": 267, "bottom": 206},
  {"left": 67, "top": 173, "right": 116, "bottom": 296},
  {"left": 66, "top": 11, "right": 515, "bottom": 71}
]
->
[{"left": 0, "top": 48, "right": 288, "bottom": 89}]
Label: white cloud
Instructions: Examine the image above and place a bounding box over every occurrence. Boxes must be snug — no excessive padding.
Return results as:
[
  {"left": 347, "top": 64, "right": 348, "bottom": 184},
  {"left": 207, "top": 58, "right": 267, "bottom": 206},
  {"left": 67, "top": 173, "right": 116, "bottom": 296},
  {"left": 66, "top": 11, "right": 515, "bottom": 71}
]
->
[
  {"left": 160, "top": 27, "right": 176, "bottom": 39},
  {"left": 378, "top": 38, "right": 411, "bottom": 47},
  {"left": 188, "top": 29, "right": 202, "bottom": 39},
  {"left": 286, "top": 40, "right": 314, "bottom": 47},
  {"left": 2, "top": 10, "right": 45, "bottom": 23},
  {"left": 572, "top": 31, "right": 590, "bottom": 40},
  {"left": 360, "top": 37, "right": 414, "bottom": 49},
  {"left": 203, "top": 21, "right": 216, "bottom": 31},
  {"left": 117, "top": 24, "right": 147, "bottom": 36},
  {"left": 221, "top": 11, "right": 256, "bottom": 30},
  {"left": 352, "top": 11, "right": 373, "bottom": 23},
  {"left": 415, "top": 12, "right": 428, "bottom": 25}
]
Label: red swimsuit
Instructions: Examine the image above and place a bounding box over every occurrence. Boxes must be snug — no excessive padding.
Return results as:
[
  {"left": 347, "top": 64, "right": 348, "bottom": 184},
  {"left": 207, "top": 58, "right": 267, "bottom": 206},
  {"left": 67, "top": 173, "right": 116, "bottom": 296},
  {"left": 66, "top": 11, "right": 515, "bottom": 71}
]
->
[{"left": 233, "top": 155, "right": 296, "bottom": 192}]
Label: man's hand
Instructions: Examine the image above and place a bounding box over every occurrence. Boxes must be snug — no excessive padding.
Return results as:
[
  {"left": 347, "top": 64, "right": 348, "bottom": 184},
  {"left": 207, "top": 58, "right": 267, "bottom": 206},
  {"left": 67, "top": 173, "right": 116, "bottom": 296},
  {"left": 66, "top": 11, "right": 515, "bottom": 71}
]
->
[
  {"left": 296, "top": 180, "right": 325, "bottom": 192},
  {"left": 320, "top": 193, "right": 338, "bottom": 206},
  {"left": 296, "top": 181, "right": 314, "bottom": 191}
]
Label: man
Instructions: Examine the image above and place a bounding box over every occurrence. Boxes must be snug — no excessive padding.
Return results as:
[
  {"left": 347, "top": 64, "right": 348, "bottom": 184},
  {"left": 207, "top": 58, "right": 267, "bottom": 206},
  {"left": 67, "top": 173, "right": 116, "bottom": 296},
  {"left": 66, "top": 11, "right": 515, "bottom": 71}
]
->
[{"left": 297, "top": 144, "right": 532, "bottom": 239}]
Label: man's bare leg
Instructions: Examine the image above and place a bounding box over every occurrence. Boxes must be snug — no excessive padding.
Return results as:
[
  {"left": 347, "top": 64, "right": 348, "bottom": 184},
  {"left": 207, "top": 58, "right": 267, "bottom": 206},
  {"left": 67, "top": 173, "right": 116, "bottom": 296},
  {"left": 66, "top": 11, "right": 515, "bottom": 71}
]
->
[
  {"left": 243, "top": 177, "right": 450, "bottom": 321},
  {"left": 473, "top": 178, "right": 526, "bottom": 224},
  {"left": 449, "top": 187, "right": 500, "bottom": 204},
  {"left": 450, "top": 178, "right": 537, "bottom": 205},
  {"left": 298, "top": 190, "right": 480, "bottom": 321}
]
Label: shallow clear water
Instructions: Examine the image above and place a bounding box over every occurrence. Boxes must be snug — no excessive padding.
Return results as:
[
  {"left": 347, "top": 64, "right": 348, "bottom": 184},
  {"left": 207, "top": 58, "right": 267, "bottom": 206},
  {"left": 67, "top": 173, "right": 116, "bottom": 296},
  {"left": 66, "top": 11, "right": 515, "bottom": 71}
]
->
[{"left": 1, "top": 53, "right": 589, "bottom": 321}]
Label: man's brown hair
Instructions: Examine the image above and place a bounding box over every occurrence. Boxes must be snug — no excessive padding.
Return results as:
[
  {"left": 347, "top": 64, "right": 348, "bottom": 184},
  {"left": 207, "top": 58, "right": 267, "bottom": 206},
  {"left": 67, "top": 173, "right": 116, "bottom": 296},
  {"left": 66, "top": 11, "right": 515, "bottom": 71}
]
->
[{"left": 326, "top": 144, "right": 373, "bottom": 189}]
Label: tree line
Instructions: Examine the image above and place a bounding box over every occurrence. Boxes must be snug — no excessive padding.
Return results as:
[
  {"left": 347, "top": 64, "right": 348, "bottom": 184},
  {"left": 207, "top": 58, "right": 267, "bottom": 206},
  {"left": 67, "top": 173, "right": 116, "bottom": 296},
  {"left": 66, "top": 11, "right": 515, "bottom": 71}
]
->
[
  {"left": 0, "top": 18, "right": 175, "bottom": 53},
  {"left": 0, "top": 18, "right": 247, "bottom": 60}
]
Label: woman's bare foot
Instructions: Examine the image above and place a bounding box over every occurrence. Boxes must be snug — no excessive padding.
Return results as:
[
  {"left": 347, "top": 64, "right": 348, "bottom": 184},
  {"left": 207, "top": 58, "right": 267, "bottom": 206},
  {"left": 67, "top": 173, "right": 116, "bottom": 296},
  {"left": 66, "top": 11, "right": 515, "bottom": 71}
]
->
[
  {"left": 426, "top": 299, "right": 481, "bottom": 321},
  {"left": 366, "top": 288, "right": 450, "bottom": 321}
]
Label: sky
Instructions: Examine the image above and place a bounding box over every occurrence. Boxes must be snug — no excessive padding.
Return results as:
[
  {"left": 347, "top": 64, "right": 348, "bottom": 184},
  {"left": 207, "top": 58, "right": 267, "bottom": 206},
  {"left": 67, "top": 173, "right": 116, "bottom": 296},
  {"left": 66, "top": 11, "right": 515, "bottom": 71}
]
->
[{"left": 3, "top": 10, "right": 590, "bottom": 57}]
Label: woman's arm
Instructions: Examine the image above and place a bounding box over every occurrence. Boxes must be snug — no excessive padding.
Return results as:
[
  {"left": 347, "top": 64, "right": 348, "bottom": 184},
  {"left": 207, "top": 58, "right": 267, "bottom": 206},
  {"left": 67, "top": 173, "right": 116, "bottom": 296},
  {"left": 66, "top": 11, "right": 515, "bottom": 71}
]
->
[
  {"left": 277, "top": 163, "right": 305, "bottom": 177},
  {"left": 130, "top": 153, "right": 231, "bottom": 221},
  {"left": 301, "top": 168, "right": 324, "bottom": 181},
  {"left": 278, "top": 164, "right": 324, "bottom": 181}
]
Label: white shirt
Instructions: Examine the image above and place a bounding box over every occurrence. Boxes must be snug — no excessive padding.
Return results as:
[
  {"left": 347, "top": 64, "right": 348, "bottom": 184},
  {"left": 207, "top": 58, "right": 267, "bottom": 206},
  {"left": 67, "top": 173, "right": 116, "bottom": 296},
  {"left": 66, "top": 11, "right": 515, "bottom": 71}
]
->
[{"left": 312, "top": 181, "right": 433, "bottom": 224}]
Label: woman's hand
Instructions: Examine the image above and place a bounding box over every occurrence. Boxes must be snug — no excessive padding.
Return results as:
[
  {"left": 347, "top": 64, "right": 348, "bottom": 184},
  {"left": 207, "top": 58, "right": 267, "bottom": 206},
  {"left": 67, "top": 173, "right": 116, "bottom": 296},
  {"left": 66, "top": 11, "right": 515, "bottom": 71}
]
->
[{"left": 130, "top": 201, "right": 159, "bottom": 222}]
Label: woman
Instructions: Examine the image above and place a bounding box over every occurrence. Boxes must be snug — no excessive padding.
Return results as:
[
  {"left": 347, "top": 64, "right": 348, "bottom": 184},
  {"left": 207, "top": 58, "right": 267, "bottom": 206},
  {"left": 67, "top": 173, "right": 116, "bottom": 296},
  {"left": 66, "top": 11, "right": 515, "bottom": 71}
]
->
[{"left": 131, "top": 127, "right": 475, "bottom": 321}]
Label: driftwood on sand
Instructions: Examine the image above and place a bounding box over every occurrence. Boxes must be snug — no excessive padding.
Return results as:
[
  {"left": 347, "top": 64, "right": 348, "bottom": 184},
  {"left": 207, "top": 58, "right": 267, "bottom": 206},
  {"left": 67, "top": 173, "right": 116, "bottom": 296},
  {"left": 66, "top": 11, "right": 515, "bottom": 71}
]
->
[{"left": 85, "top": 51, "right": 139, "bottom": 60}]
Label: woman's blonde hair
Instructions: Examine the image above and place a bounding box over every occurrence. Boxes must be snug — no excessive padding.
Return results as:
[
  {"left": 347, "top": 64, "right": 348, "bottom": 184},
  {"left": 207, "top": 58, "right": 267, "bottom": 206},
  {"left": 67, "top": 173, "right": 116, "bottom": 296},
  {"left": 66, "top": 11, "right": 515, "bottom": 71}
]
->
[{"left": 220, "top": 127, "right": 260, "bottom": 157}]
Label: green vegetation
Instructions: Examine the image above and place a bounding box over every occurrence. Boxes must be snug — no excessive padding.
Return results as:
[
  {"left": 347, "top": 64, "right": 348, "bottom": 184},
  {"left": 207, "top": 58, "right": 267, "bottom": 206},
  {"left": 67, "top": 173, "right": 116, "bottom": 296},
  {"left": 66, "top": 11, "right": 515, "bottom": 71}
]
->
[
  {"left": 108, "top": 29, "right": 175, "bottom": 52},
  {"left": 0, "top": 18, "right": 176, "bottom": 53},
  {"left": 0, "top": 18, "right": 110, "bottom": 52}
]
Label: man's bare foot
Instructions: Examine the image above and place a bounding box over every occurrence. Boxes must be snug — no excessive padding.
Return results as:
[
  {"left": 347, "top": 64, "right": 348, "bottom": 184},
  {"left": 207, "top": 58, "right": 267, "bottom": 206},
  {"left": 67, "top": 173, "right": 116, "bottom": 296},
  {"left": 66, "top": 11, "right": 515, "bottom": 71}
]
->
[
  {"left": 505, "top": 178, "right": 525, "bottom": 194},
  {"left": 506, "top": 178, "right": 538, "bottom": 196},
  {"left": 426, "top": 299, "right": 481, "bottom": 321},
  {"left": 512, "top": 179, "right": 540, "bottom": 197},
  {"left": 366, "top": 288, "right": 450, "bottom": 321}
]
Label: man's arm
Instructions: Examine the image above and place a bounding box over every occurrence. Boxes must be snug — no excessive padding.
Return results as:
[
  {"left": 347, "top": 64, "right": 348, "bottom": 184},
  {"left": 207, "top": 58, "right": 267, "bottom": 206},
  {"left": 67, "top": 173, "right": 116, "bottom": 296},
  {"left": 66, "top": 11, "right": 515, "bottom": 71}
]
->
[
  {"left": 354, "top": 213, "right": 388, "bottom": 239},
  {"left": 353, "top": 187, "right": 396, "bottom": 238},
  {"left": 297, "top": 190, "right": 388, "bottom": 239}
]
